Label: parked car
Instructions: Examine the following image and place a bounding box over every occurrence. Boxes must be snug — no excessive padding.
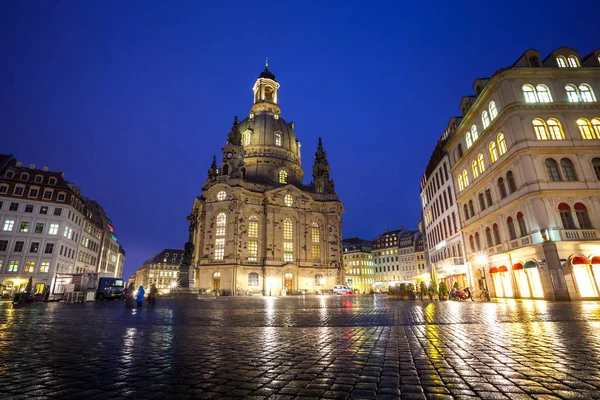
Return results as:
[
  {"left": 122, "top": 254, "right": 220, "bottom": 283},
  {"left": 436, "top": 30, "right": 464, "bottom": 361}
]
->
[
  {"left": 96, "top": 277, "right": 125, "bottom": 301},
  {"left": 332, "top": 285, "right": 354, "bottom": 295}
]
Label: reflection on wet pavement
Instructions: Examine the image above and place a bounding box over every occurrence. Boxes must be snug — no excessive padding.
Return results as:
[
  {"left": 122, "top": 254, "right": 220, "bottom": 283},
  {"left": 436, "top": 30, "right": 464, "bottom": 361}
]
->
[{"left": 1, "top": 296, "right": 599, "bottom": 399}]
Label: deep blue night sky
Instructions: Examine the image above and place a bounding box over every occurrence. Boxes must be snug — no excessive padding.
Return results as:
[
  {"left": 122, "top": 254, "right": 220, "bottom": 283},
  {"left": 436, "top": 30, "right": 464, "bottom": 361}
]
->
[{"left": 1, "top": 1, "right": 598, "bottom": 278}]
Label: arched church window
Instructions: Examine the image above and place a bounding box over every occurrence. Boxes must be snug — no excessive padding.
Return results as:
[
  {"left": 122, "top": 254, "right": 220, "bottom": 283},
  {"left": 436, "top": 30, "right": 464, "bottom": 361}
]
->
[
  {"left": 316, "top": 180, "right": 324, "bottom": 193},
  {"left": 279, "top": 170, "right": 288, "bottom": 184},
  {"left": 243, "top": 131, "right": 251, "bottom": 146},
  {"left": 275, "top": 132, "right": 282, "bottom": 146},
  {"left": 311, "top": 222, "right": 321, "bottom": 261},
  {"left": 248, "top": 216, "right": 258, "bottom": 238},
  {"left": 215, "top": 213, "right": 226, "bottom": 260},
  {"left": 283, "top": 218, "right": 293, "bottom": 262},
  {"left": 222, "top": 164, "right": 229, "bottom": 175},
  {"left": 248, "top": 272, "right": 259, "bottom": 286}
]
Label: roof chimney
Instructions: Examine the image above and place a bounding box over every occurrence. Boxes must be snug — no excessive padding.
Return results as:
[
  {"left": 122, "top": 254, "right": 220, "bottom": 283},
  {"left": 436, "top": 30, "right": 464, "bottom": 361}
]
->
[
  {"left": 29, "top": 163, "right": 36, "bottom": 170},
  {"left": 42, "top": 165, "right": 49, "bottom": 171},
  {"left": 15, "top": 161, "right": 22, "bottom": 167}
]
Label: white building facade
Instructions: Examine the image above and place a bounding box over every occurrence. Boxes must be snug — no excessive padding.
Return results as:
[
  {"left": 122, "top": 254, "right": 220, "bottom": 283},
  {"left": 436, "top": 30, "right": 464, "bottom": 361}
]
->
[
  {"left": 444, "top": 46, "right": 600, "bottom": 301},
  {"left": 420, "top": 119, "right": 470, "bottom": 291}
]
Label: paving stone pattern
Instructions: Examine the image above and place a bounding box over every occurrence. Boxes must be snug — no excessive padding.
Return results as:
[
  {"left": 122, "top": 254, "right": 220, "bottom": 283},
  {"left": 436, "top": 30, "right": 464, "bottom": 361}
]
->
[{"left": 1, "top": 296, "right": 600, "bottom": 399}]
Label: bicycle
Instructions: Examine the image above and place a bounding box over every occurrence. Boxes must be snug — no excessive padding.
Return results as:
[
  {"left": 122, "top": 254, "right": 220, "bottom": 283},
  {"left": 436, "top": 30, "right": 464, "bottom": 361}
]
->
[{"left": 480, "top": 288, "right": 491, "bottom": 302}]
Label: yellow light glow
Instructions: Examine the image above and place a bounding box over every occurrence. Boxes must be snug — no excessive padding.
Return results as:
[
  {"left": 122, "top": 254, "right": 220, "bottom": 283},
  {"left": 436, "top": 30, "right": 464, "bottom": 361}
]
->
[
  {"left": 515, "top": 270, "right": 531, "bottom": 298},
  {"left": 573, "top": 265, "right": 598, "bottom": 298},
  {"left": 526, "top": 268, "right": 544, "bottom": 298}
]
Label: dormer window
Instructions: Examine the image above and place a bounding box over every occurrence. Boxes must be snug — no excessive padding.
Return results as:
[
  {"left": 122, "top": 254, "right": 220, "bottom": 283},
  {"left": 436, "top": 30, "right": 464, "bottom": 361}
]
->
[
  {"left": 529, "top": 56, "right": 541, "bottom": 67},
  {"left": 20, "top": 173, "right": 29, "bottom": 181},
  {"left": 568, "top": 55, "right": 579, "bottom": 68},
  {"left": 5, "top": 171, "right": 15, "bottom": 179},
  {"left": 243, "top": 131, "right": 251, "bottom": 146},
  {"left": 49, "top": 177, "right": 57, "bottom": 185},
  {"left": 556, "top": 56, "right": 567, "bottom": 68},
  {"left": 34, "top": 175, "right": 43, "bottom": 183}
]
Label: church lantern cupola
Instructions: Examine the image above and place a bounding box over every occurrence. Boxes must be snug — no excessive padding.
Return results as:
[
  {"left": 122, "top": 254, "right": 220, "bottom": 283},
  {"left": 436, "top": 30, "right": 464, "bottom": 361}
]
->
[{"left": 253, "top": 58, "right": 280, "bottom": 106}]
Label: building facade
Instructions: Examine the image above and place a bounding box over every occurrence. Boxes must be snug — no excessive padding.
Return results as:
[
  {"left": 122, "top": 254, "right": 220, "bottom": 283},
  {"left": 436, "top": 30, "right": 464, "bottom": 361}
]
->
[
  {"left": 420, "top": 119, "right": 470, "bottom": 291},
  {"left": 189, "top": 65, "right": 344, "bottom": 296},
  {"left": 0, "top": 154, "right": 125, "bottom": 297},
  {"left": 444, "top": 46, "right": 600, "bottom": 301},
  {"left": 134, "top": 249, "right": 183, "bottom": 291},
  {"left": 342, "top": 237, "right": 373, "bottom": 293},
  {"left": 372, "top": 228, "right": 426, "bottom": 289}
]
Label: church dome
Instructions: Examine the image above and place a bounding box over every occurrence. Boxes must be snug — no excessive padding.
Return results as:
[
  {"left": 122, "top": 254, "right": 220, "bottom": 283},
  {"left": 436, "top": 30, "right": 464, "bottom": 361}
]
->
[{"left": 239, "top": 113, "right": 299, "bottom": 156}]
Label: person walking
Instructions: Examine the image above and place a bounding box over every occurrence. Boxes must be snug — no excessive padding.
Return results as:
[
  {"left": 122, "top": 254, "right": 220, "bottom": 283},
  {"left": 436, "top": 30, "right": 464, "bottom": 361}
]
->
[
  {"left": 148, "top": 284, "right": 158, "bottom": 306},
  {"left": 124, "top": 283, "right": 135, "bottom": 308},
  {"left": 136, "top": 286, "right": 145, "bottom": 308}
]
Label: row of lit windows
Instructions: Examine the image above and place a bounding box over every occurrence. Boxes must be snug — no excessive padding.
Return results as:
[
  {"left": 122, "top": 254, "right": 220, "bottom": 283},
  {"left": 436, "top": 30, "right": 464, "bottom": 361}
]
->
[
  {"left": 0, "top": 259, "right": 50, "bottom": 274},
  {"left": 523, "top": 83, "right": 596, "bottom": 104},
  {"left": 459, "top": 119, "right": 600, "bottom": 191},
  {"left": 555, "top": 55, "right": 579, "bottom": 68},
  {"left": 464, "top": 82, "right": 596, "bottom": 150}
]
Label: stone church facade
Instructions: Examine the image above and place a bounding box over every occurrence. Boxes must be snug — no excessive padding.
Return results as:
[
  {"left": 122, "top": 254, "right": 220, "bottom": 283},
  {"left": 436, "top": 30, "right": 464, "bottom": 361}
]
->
[{"left": 188, "top": 65, "right": 344, "bottom": 295}]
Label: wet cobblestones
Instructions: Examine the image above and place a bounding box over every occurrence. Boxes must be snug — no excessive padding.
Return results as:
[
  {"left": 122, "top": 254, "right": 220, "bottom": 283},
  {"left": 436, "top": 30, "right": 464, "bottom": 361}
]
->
[{"left": 1, "top": 296, "right": 600, "bottom": 399}]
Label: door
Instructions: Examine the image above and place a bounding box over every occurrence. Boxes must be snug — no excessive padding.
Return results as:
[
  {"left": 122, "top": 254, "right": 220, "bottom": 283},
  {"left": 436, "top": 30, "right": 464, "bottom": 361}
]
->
[
  {"left": 213, "top": 277, "right": 220, "bottom": 293},
  {"left": 284, "top": 278, "right": 292, "bottom": 292}
]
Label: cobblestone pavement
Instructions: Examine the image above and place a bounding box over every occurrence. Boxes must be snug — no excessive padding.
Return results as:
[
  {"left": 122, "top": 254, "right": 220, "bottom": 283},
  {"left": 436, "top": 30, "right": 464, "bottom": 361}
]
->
[{"left": 2, "top": 296, "right": 600, "bottom": 399}]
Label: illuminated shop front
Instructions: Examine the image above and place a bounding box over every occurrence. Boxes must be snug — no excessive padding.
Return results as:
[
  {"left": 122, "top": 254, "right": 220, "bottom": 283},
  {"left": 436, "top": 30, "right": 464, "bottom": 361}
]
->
[
  {"left": 512, "top": 261, "right": 544, "bottom": 299},
  {"left": 489, "top": 266, "right": 514, "bottom": 298},
  {"left": 436, "top": 264, "right": 470, "bottom": 290},
  {"left": 571, "top": 256, "right": 599, "bottom": 299}
]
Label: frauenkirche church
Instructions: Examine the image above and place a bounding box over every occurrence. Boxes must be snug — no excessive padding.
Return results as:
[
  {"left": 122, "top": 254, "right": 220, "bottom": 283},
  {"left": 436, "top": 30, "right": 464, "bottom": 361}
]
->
[{"left": 187, "top": 64, "right": 344, "bottom": 295}]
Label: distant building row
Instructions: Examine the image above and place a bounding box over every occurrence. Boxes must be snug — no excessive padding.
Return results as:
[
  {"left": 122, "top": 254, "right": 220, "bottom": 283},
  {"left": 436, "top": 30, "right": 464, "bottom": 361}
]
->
[
  {"left": 420, "top": 46, "right": 600, "bottom": 301},
  {"left": 0, "top": 154, "right": 125, "bottom": 297},
  {"left": 342, "top": 228, "right": 427, "bottom": 293}
]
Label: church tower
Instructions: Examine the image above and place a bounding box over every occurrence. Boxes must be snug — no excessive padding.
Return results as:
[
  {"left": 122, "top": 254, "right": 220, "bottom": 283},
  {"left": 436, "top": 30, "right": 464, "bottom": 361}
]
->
[{"left": 187, "top": 64, "right": 344, "bottom": 296}]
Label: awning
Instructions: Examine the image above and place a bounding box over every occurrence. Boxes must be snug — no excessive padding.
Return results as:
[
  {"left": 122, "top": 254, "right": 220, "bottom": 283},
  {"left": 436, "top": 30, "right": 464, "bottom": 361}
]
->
[
  {"left": 489, "top": 267, "right": 498, "bottom": 274},
  {"left": 592, "top": 256, "right": 600, "bottom": 266},
  {"left": 524, "top": 261, "right": 537, "bottom": 269},
  {"left": 572, "top": 256, "right": 590, "bottom": 265},
  {"left": 498, "top": 266, "right": 508, "bottom": 273},
  {"left": 512, "top": 263, "right": 524, "bottom": 270}
]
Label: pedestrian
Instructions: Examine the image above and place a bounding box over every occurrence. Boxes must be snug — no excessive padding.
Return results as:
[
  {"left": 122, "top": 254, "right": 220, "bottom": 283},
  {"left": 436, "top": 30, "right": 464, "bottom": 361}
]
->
[
  {"left": 136, "top": 286, "right": 145, "bottom": 308},
  {"left": 124, "top": 283, "right": 136, "bottom": 308},
  {"left": 148, "top": 284, "right": 158, "bottom": 306}
]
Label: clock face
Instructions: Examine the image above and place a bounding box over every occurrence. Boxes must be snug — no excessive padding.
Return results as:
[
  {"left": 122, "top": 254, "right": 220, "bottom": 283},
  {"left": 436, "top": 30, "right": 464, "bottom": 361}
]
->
[{"left": 226, "top": 152, "right": 233, "bottom": 159}]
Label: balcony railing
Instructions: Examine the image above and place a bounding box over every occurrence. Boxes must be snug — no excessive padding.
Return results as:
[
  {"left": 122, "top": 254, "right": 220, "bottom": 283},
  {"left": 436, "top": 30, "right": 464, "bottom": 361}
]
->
[{"left": 559, "top": 229, "right": 599, "bottom": 241}]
